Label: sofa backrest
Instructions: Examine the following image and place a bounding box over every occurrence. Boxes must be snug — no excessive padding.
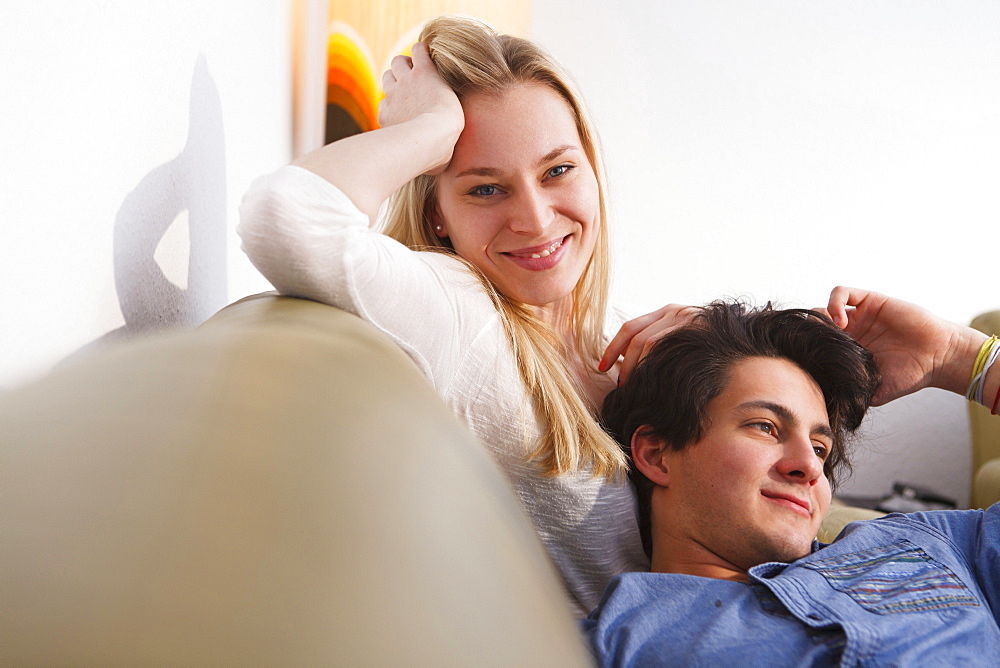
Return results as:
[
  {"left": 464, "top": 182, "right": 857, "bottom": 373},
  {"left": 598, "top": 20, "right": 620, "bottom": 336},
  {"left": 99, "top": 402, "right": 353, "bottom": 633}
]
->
[{"left": 1, "top": 293, "right": 592, "bottom": 665}]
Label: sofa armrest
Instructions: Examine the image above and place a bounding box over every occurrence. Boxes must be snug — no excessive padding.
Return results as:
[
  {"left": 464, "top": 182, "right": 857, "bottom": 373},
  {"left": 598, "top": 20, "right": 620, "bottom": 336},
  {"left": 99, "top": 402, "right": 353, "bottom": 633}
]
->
[
  {"left": 972, "top": 458, "right": 1000, "bottom": 510},
  {"left": 969, "top": 310, "right": 1000, "bottom": 507},
  {"left": 1, "top": 294, "right": 591, "bottom": 665},
  {"left": 817, "top": 501, "right": 885, "bottom": 543}
]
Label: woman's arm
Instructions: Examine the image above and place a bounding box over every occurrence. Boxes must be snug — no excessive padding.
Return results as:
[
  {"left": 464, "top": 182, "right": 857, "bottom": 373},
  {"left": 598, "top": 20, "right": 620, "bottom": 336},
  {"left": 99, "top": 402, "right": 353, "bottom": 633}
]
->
[
  {"left": 238, "top": 166, "right": 495, "bottom": 391},
  {"left": 826, "top": 286, "right": 998, "bottom": 409},
  {"left": 292, "top": 42, "right": 464, "bottom": 224},
  {"left": 237, "top": 42, "right": 480, "bottom": 387}
]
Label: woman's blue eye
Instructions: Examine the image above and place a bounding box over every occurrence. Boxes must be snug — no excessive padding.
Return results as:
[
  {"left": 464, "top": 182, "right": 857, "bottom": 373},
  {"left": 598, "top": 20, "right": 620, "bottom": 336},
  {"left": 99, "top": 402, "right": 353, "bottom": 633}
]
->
[
  {"left": 469, "top": 184, "right": 497, "bottom": 197},
  {"left": 548, "top": 165, "right": 571, "bottom": 178}
]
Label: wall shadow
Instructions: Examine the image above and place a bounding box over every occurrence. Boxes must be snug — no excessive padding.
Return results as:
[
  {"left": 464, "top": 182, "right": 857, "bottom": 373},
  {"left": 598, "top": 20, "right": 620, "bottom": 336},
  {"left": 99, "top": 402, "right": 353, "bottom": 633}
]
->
[{"left": 98, "top": 53, "right": 228, "bottom": 346}]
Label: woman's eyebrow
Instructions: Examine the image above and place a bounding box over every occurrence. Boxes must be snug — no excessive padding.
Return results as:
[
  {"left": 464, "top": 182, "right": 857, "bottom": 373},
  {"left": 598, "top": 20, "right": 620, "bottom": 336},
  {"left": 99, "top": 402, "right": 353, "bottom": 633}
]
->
[
  {"left": 454, "top": 166, "right": 500, "bottom": 179},
  {"left": 536, "top": 144, "right": 579, "bottom": 166},
  {"left": 453, "top": 144, "right": 580, "bottom": 179}
]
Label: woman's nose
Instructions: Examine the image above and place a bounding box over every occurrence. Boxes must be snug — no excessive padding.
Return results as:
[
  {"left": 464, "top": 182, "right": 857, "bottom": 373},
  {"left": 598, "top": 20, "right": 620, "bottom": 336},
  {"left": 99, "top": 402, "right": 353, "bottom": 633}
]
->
[{"left": 508, "top": 186, "right": 554, "bottom": 235}]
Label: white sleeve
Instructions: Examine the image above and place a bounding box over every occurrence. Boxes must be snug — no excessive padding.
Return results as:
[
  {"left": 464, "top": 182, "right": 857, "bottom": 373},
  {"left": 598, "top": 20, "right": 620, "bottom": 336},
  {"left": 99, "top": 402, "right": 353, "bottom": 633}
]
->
[{"left": 237, "top": 165, "right": 496, "bottom": 391}]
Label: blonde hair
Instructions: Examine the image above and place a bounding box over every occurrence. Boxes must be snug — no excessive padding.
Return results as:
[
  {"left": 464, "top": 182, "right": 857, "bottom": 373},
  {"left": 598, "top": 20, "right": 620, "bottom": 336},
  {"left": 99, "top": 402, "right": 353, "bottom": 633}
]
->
[{"left": 382, "top": 16, "right": 626, "bottom": 479}]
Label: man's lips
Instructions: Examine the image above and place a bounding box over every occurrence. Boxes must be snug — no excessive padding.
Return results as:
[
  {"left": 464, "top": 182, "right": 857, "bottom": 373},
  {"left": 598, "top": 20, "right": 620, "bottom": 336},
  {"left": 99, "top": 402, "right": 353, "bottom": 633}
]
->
[{"left": 762, "top": 490, "right": 811, "bottom": 517}]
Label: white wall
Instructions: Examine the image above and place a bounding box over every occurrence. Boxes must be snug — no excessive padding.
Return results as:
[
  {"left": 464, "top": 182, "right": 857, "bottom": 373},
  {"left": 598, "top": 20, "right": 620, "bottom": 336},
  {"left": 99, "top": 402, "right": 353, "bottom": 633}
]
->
[
  {"left": 0, "top": 1, "right": 285, "bottom": 389},
  {"left": 1, "top": 1, "right": 996, "bottom": 507},
  {"left": 533, "top": 0, "right": 1000, "bottom": 507}
]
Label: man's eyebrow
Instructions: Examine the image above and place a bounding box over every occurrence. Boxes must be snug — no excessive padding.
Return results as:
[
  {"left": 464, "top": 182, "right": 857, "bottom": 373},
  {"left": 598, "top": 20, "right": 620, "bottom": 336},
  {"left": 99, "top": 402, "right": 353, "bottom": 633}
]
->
[
  {"left": 736, "top": 400, "right": 834, "bottom": 440},
  {"left": 453, "top": 144, "right": 580, "bottom": 179}
]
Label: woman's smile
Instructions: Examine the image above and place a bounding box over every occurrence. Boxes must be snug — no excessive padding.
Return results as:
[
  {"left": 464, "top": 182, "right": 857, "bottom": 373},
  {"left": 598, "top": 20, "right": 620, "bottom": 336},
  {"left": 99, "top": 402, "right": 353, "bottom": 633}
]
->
[{"left": 502, "top": 235, "right": 569, "bottom": 270}]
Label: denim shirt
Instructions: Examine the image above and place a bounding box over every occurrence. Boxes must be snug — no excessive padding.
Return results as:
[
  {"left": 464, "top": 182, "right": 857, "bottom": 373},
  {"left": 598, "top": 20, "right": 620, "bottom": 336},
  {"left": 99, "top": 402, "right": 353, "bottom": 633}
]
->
[{"left": 583, "top": 504, "right": 1000, "bottom": 666}]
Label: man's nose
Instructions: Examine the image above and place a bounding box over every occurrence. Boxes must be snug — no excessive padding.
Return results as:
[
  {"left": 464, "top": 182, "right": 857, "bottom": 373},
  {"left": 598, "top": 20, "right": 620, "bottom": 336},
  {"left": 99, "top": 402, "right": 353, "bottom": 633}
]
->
[
  {"left": 508, "top": 186, "right": 555, "bottom": 236},
  {"left": 776, "top": 437, "right": 824, "bottom": 484}
]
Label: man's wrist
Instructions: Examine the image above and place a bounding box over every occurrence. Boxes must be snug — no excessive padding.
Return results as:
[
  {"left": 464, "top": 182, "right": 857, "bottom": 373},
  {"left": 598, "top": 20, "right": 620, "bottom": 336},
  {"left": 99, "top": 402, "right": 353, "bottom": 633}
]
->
[
  {"left": 937, "top": 328, "right": 989, "bottom": 397},
  {"left": 960, "top": 332, "right": 1000, "bottom": 407}
]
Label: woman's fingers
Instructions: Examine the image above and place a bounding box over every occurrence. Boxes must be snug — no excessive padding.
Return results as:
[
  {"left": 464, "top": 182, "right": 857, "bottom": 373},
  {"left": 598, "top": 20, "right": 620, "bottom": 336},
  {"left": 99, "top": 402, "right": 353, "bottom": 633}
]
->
[
  {"left": 601, "top": 305, "right": 699, "bottom": 384},
  {"left": 380, "top": 67, "right": 396, "bottom": 92},
  {"left": 409, "top": 41, "right": 433, "bottom": 67},
  {"left": 377, "top": 42, "right": 462, "bottom": 140},
  {"left": 389, "top": 53, "right": 413, "bottom": 78},
  {"left": 599, "top": 311, "right": 664, "bottom": 373}
]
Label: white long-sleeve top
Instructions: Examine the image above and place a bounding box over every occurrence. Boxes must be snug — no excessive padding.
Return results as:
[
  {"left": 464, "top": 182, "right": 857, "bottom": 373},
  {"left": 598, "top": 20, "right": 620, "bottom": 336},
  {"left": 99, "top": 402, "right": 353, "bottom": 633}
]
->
[{"left": 237, "top": 165, "right": 649, "bottom": 616}]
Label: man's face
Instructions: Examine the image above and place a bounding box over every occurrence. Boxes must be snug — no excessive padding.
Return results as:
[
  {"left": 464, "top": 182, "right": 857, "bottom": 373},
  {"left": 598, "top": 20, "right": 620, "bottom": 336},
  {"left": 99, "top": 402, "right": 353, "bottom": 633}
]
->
[{"left": 656, "top": 356, "right": 834, "bottom": 574}]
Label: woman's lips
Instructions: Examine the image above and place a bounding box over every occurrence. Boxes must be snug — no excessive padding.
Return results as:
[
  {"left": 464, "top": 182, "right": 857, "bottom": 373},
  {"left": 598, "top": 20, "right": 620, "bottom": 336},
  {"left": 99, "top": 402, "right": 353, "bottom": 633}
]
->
[
  {"left": 506, "top": 237, "right": 565, "bottom": 259},
  {"left": 502, "top": 236, "right": 569, "bottom": 270}
]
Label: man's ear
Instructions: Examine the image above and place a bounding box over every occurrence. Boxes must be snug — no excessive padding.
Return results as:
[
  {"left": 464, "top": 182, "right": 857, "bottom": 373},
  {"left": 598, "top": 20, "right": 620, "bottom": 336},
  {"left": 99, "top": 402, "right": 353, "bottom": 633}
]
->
[{"left": 631, "top": 429, "right": 672, "bottom": 487}]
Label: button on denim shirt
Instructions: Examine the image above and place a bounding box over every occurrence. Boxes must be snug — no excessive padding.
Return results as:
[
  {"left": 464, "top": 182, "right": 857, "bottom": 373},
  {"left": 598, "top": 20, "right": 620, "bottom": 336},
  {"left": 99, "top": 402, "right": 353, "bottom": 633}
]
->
[{"left": 583, "top": 505, "right": 1000, "bottom": 666}]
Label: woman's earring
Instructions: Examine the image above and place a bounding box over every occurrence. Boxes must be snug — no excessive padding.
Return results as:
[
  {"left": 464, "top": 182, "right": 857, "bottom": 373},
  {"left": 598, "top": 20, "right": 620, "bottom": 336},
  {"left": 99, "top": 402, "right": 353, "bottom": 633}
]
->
[{"left": 435, "top": 225, "right": 443, "bottom": 233}]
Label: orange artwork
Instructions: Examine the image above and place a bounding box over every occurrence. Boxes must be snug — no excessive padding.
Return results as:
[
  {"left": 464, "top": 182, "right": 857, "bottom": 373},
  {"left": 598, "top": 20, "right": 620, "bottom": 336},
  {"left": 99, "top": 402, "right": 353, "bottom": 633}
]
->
[{"left": 324, "top": 0, "right": 530, "bottom": 144}]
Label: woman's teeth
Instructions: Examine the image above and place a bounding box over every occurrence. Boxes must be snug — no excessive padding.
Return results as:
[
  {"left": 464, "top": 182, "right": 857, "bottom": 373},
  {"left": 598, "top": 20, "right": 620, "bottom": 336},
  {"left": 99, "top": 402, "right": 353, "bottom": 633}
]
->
[{"left": 525, "top": 239, "right": 562, "bottom": 258}]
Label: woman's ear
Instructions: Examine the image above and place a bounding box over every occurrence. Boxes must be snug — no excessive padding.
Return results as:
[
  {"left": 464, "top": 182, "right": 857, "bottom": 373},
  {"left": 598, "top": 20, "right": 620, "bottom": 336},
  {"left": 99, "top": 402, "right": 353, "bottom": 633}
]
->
[
  {"left": 430, "top": 204, "right": 448, "bottom": 238},
  {"left": 630, "top": 429, "right": 671, "bottom": 487}
]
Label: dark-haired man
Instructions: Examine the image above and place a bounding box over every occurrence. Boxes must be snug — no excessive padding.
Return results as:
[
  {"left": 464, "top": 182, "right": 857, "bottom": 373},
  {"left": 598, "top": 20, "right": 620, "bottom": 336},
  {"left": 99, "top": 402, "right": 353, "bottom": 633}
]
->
[{"left": 586, "top": 297, "right": 1000, "bottom": 666}]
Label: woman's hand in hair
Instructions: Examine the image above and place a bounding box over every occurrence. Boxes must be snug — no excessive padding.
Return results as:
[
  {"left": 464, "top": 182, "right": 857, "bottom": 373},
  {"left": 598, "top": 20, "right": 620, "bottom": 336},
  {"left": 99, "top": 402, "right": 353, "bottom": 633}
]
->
[
  {"left": 378, "top": 42, "right": 465, "bottom": 175},
  {"left": 825, "top": 286, "right": 988, "bottom": 405},
  {"left": 600, "top": 304, "right": 700, "bottom": 385},
  {"left": 293, "top": 42, "right": 464, "bottom": 222}
]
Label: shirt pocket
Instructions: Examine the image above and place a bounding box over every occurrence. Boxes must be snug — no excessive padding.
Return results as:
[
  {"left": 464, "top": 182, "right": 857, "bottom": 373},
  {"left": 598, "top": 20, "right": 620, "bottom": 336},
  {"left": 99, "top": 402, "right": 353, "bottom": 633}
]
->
[{"left": 801, "top": 539, "right": 979, "bottom": 615}]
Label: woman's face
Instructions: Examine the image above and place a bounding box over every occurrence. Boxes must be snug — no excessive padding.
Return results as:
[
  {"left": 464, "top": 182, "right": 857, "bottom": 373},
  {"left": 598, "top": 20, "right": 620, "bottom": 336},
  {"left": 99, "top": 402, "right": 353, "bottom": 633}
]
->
[{"left": 433, "top": 82, "right": 601, "bottom": 315}]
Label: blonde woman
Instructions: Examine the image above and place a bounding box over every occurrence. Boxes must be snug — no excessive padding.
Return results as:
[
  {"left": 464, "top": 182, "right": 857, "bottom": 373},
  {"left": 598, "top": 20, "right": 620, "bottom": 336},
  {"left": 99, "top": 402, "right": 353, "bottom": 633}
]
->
[{"left": 238, "top": 16, "right": 689, "bottom": 616}]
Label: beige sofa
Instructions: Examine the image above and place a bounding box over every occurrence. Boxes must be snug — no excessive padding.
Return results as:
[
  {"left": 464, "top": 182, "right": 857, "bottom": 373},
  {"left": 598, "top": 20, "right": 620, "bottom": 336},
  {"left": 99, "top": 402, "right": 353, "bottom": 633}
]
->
[
  {"left": 3, "top": 294, "right": 997, "bottom": 663},
  {"left": 2, "top": 294, "right": 590, "bottom": 665}
]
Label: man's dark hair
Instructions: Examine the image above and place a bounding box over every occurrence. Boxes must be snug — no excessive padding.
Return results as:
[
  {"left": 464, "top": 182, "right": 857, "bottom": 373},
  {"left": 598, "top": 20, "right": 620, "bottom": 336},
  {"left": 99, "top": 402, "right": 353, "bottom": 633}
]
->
[{"left": 600, "top": 301, "right": 881, "bottom": 557}]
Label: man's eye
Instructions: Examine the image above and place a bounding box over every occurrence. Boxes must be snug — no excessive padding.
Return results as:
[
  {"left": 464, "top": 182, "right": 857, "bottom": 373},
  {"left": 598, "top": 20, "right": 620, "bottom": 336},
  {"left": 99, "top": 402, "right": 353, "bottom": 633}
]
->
[
  {"left": 751, "top": 422, "right": 774, "bottom": 434},
  {"left": 469, "top": 184, "right": 498, "bottom": 197},
  {"left": 813, "top": 444, "right": 830, "bottom": 459}
]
